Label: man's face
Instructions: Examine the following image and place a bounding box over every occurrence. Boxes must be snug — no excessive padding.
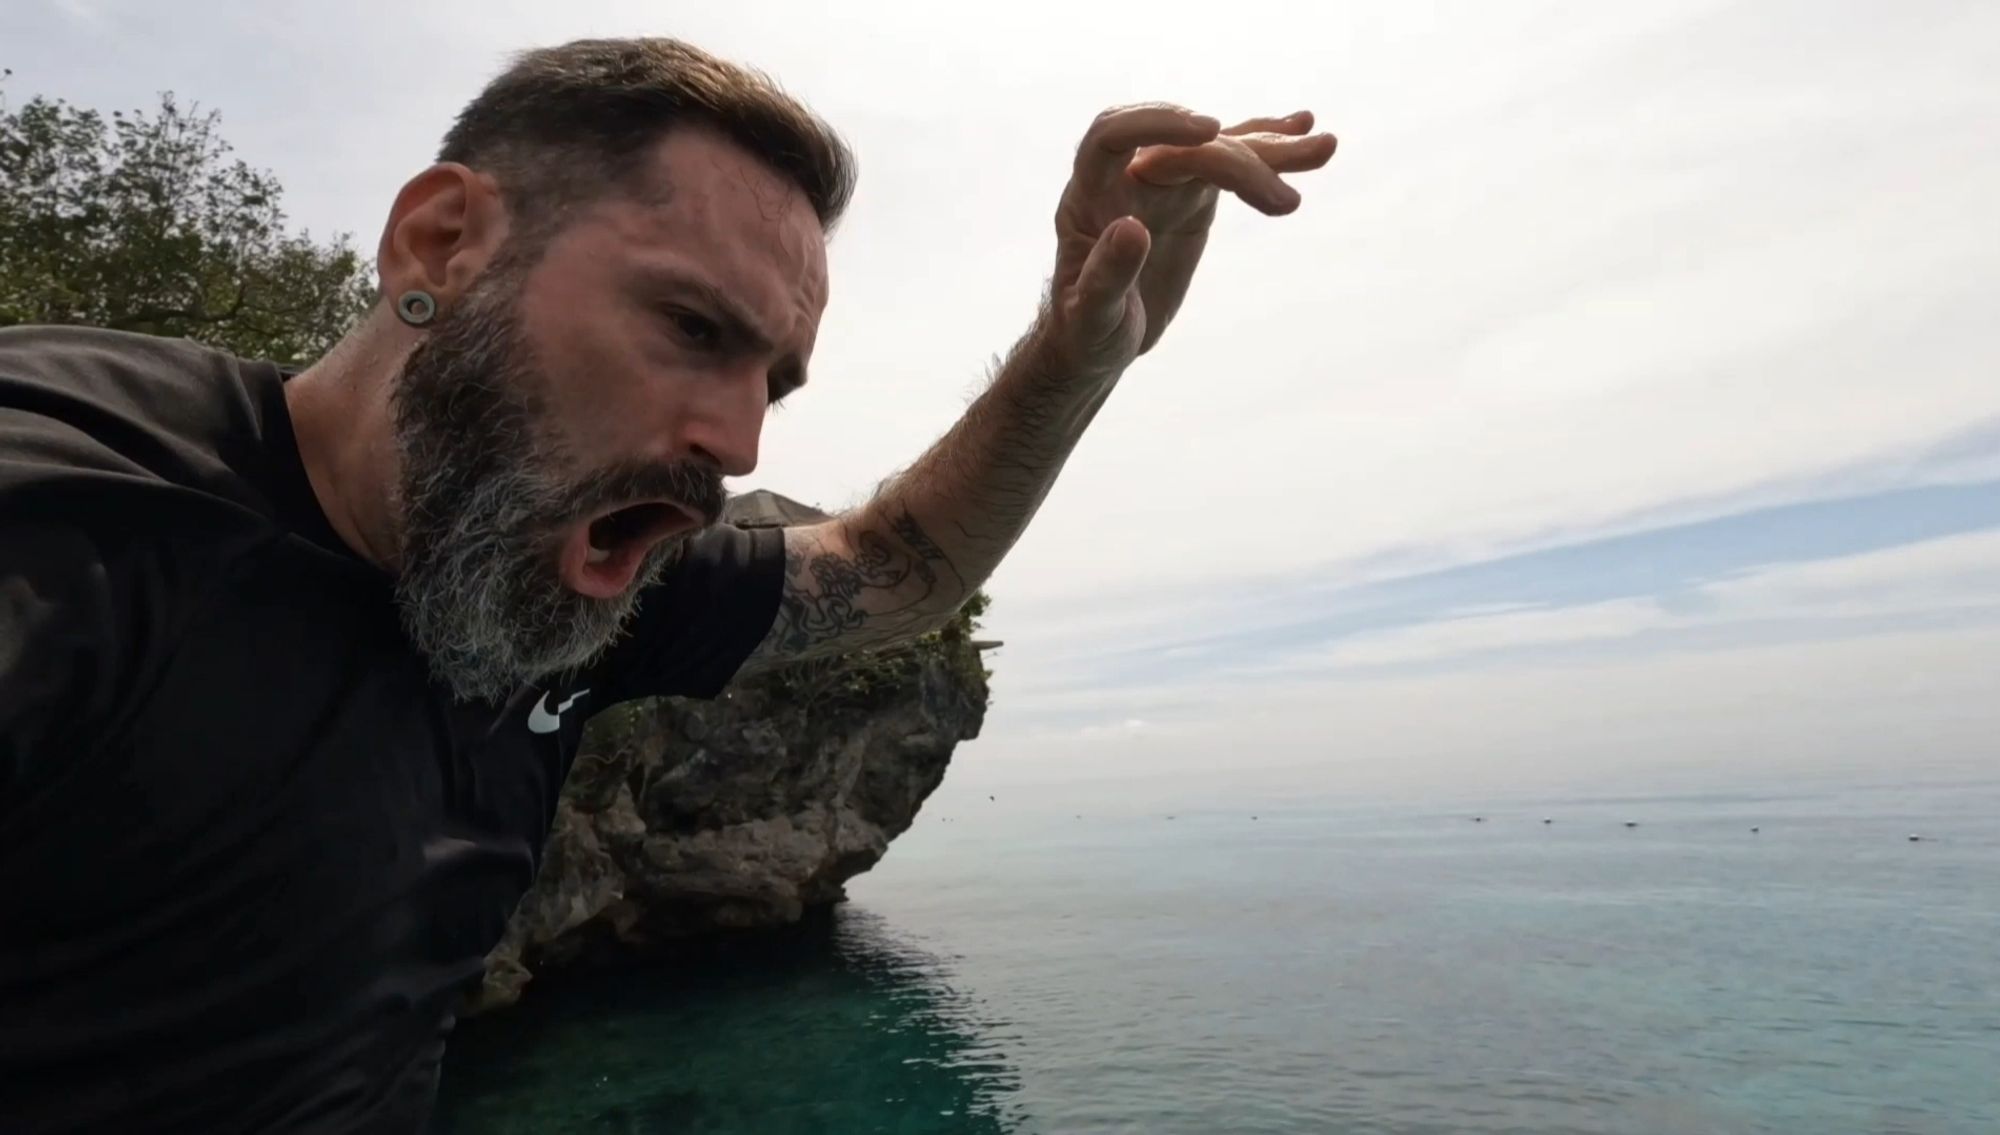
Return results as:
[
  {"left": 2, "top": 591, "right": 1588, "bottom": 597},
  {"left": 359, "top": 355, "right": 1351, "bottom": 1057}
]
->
[{"left": 389, "top": 127, "right": 831, "bottom": 702}]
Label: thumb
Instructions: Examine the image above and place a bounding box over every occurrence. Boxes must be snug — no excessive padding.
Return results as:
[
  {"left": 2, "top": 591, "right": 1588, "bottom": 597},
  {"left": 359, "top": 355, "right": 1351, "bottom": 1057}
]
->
[{"left": 1068, "top": 215, "right": 1150, "bottom": 341}]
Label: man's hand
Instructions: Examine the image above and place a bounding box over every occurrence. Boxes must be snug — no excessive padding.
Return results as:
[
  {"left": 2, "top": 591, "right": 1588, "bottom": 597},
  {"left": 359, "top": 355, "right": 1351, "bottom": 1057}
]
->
[{"left": 1041, "top": 103, "right": 1337, "bottom": 379}]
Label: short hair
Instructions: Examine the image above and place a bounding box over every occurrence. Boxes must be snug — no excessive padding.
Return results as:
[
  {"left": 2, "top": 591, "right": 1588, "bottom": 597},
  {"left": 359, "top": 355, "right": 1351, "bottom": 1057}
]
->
[{"left": 437, "top": 37, "right": 856, "bottom": 246}]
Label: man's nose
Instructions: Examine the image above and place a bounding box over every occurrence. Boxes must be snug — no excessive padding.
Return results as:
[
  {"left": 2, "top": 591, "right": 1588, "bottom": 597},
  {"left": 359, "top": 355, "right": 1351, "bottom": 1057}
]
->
[{"left": 678, "top": 371, "right": 765, "bottom": 478}]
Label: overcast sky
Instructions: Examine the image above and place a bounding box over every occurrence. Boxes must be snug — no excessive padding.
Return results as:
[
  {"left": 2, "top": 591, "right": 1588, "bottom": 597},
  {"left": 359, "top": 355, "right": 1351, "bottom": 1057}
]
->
[{"left": 7, "top": 0, "right": 1997, "bottom": 799}]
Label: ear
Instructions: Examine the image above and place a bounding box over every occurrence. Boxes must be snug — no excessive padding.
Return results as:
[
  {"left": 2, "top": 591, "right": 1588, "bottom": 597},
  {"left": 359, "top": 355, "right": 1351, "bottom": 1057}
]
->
[{"left": 375, "top": 162, "right": 510, "bottom": 311}]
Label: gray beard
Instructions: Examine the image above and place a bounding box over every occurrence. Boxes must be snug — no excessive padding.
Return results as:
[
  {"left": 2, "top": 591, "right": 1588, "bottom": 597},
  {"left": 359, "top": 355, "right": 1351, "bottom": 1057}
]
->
[{"left": 386, "top": 271, "right": 720, "bottom": 703}]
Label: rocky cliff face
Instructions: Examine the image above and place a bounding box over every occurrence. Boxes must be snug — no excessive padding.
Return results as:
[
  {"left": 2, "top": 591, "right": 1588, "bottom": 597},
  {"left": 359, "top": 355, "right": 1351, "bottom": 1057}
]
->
[{"left": 471, "top": 594, "right": 991, "bottom": 1012}]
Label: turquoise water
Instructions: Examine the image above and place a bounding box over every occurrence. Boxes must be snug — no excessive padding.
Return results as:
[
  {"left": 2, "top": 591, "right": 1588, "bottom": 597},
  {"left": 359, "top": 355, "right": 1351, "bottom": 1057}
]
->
[{"left": 435, "top": 772, "right": 2000, "bottom": 1133}]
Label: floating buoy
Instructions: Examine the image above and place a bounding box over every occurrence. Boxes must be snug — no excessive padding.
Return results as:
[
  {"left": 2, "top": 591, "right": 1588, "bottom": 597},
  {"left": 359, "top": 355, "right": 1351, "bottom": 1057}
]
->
[{"left": 1472, "top": 816, "right": 1485, "bottom": 823}]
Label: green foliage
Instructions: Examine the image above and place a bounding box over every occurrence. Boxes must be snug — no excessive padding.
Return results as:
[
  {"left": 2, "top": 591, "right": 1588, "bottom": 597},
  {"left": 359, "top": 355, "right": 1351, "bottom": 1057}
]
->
[
  {"left": 0, "top": 79, "right": 374, "bottom": 365},
  {"left": 955, "top": 589, "right": 991, "bottom": 628}
]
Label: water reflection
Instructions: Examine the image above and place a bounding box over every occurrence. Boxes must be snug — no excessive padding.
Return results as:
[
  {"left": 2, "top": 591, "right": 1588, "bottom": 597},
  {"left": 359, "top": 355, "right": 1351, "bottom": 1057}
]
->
[{"left": 434, "top": 906, "right": 1028, "bottom": 1134}]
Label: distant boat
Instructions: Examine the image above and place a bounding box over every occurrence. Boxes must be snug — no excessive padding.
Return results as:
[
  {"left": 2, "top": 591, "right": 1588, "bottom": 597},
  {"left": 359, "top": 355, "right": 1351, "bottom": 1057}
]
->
[
  {"left": 1542, "top": 818, "right": 1553, "bottom": 825},
  {"left": 1908, "top": 834, "right": 1922, "bottom": 842},
  {"left": 1623, "top": 821, "right": 1639, "bottom": 828},
  {"left": 1472, "top": 816, "right": 1485, "bottom": 823},
  {"left": 1750, "top": 827, "right": 1760, "bottom": 834}
]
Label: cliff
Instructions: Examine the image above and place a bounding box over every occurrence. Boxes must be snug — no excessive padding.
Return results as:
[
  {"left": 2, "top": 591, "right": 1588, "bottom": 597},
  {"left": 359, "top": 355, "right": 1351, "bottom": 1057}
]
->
[{"left": 470, "top": 492, "right": 993, "bottom": 1012}]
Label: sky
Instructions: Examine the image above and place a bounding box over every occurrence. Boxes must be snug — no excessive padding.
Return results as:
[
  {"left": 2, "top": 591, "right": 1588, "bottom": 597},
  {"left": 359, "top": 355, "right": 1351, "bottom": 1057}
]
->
[{"left": 6, "top": 0, "right": 1997, "bottom": 799}]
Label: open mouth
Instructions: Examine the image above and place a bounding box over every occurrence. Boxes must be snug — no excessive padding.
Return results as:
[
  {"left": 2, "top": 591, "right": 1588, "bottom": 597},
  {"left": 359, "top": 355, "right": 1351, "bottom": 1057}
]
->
[{"left": 558, "top": 499, "right": 701, "bottom": 599}]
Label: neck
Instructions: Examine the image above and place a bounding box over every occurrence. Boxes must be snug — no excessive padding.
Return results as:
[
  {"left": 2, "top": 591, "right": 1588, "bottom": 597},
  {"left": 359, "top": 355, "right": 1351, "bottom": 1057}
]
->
[{"left": 285, "top": 312, "right": 412, "bottom": 572}]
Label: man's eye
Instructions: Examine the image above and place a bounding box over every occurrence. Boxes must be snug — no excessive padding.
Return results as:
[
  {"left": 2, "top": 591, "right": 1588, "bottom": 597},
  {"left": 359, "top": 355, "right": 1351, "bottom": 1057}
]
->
[{"left": 667, "top": 310, "right": 721, "bottom": 349}]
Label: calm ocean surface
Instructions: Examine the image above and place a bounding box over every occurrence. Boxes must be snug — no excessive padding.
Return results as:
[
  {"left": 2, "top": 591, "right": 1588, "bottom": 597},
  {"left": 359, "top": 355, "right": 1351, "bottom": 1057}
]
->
[{"left": 435, "top": 770, "right": 2000, "bottom": 1134}]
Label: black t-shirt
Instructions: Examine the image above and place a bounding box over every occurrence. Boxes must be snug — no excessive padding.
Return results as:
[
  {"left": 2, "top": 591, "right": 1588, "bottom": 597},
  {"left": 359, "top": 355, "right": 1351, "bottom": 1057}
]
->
[{"left": 0, "top": 326, "right": 786, "bottom": 1133}]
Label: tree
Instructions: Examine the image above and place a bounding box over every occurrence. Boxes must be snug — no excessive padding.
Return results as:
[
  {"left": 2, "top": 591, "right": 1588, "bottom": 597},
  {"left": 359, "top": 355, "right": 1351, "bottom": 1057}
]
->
[{"left": 0, "top": 76, "right": 374, "bottom": 365}]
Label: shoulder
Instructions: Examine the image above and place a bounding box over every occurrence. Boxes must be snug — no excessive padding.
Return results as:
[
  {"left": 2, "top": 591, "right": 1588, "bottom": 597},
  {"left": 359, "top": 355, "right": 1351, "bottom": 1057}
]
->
[
  {"left": 0, "top": 325, "right": 293, "bottom": 522},
  {"left": 0, "top": 323, "right": 270, "bottom": 420}
]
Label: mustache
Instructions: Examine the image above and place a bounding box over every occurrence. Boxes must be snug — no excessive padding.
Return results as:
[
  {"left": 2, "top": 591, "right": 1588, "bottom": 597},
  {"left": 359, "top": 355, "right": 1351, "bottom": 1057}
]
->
[{"left": 552, "top": 456, "right": 728, "bottom": 529}]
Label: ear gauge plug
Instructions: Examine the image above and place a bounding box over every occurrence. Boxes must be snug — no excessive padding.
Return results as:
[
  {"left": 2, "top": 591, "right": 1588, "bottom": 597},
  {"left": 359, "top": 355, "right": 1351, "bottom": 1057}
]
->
[{"left": 396, "top": 290, "right": 438, "bottom": 327}]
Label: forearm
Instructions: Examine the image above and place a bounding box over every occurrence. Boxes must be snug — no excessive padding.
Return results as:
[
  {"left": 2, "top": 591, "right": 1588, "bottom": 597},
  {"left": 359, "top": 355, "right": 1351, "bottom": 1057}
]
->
[
  {"left": 766, "top": 317, "right": 1117, "bottom": 657},
  {"left": 878, "top": 316, "right": 1113, "bottom": 573}
]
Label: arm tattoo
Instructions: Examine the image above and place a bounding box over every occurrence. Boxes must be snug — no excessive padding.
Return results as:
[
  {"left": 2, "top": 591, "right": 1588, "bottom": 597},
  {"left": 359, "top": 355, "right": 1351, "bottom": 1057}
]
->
[
  {"left": 887, "top": 511, "right": 944, "bottom": 587},
  {"left": 766, "top": 507, "right": 965, "bottom": 657}
]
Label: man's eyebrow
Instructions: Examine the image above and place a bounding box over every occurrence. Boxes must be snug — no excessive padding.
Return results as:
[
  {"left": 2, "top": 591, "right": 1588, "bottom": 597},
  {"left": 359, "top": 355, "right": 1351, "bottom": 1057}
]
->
[{"left": 635, "top": 265, "right": 776, "bottom": 354}]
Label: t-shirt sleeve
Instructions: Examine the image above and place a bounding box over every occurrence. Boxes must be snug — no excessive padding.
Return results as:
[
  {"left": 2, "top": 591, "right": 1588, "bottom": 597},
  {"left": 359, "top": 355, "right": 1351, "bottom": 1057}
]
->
[
  {"left": 1, "top": 525, "right": 128, "bottom": 806},
  {"left": 588, "top": 522, "right": 787, "bottom": 702}
]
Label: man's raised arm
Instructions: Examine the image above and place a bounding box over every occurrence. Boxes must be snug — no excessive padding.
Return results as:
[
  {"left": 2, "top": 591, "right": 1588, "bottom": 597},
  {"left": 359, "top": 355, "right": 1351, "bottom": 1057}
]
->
[{"left": 739, "top": 102, "right": 1337, "bottom": 671}]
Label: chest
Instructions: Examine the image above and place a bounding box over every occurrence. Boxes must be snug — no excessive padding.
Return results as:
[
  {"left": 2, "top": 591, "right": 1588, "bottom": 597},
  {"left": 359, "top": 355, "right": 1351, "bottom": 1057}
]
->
[{"left": 29, "top": 539, "right": 596, "bottom": 970}]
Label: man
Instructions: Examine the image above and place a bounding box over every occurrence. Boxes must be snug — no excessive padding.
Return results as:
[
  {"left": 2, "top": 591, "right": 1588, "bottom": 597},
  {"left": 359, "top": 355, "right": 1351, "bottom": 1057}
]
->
[{"left": 0, "top": 36, "right": 1333, "bottom": 1134}]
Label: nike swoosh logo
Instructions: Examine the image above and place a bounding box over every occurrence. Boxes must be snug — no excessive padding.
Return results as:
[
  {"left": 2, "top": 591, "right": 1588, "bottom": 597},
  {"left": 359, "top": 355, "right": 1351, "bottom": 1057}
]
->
[{"left": 527, "top": 687, "right": 591, "bottom": 735}]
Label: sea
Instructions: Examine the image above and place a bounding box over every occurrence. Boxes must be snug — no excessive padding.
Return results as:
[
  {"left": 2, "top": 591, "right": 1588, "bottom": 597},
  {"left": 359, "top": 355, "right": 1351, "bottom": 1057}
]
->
[{"left": 433, "top": 767, "right": 2000, "bottom": 1134}]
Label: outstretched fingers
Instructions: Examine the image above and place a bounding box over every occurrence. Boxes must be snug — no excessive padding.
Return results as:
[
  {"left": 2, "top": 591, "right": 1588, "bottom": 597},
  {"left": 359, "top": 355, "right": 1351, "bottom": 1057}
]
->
[
  {"left": 1238, "top": 130, "right": 1339, "bottom": 174},
  {"left": 1116, "top": 105, "right": 1335, "bottom": 215},
  {"left": 1132, "top": 138, "right": 1301, "bottom": 215},
  {"left": 1075, "top": 103, "right": 1221, "bottom": 182},
  {"left": 1224, "top": 110, "right": 1315, "bottom": 136}
]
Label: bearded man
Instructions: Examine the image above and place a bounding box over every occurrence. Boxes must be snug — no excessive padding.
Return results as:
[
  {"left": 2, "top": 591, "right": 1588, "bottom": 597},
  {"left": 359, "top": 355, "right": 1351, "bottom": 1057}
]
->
[{"left": 0, "top": 36, "right": 1334, "bottom": 1134}]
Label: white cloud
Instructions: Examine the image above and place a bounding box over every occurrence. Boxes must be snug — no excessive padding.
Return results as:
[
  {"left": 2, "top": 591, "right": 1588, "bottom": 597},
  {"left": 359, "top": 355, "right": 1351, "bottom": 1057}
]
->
[
  {"left": 1702, "top": 527, "right": 2000, "bottom": 619},
  {"left": 1230, "top": 527, "right": 2000, "bottom": 675},
  {"left": 1295, "top": 597, "right": 1678, "bottom": 669},
  {"left": 957, "top": 523, "right": 2000, "bottom": 782},
  {"left": 1076, "top": 717, "right": 1153, "bottom": 740},
  {"left": 49, "top": 0, "right": 107, "bottom": 31},
  {"left": 953, "top": 616, "right": 2000, "bottom": 802}
]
